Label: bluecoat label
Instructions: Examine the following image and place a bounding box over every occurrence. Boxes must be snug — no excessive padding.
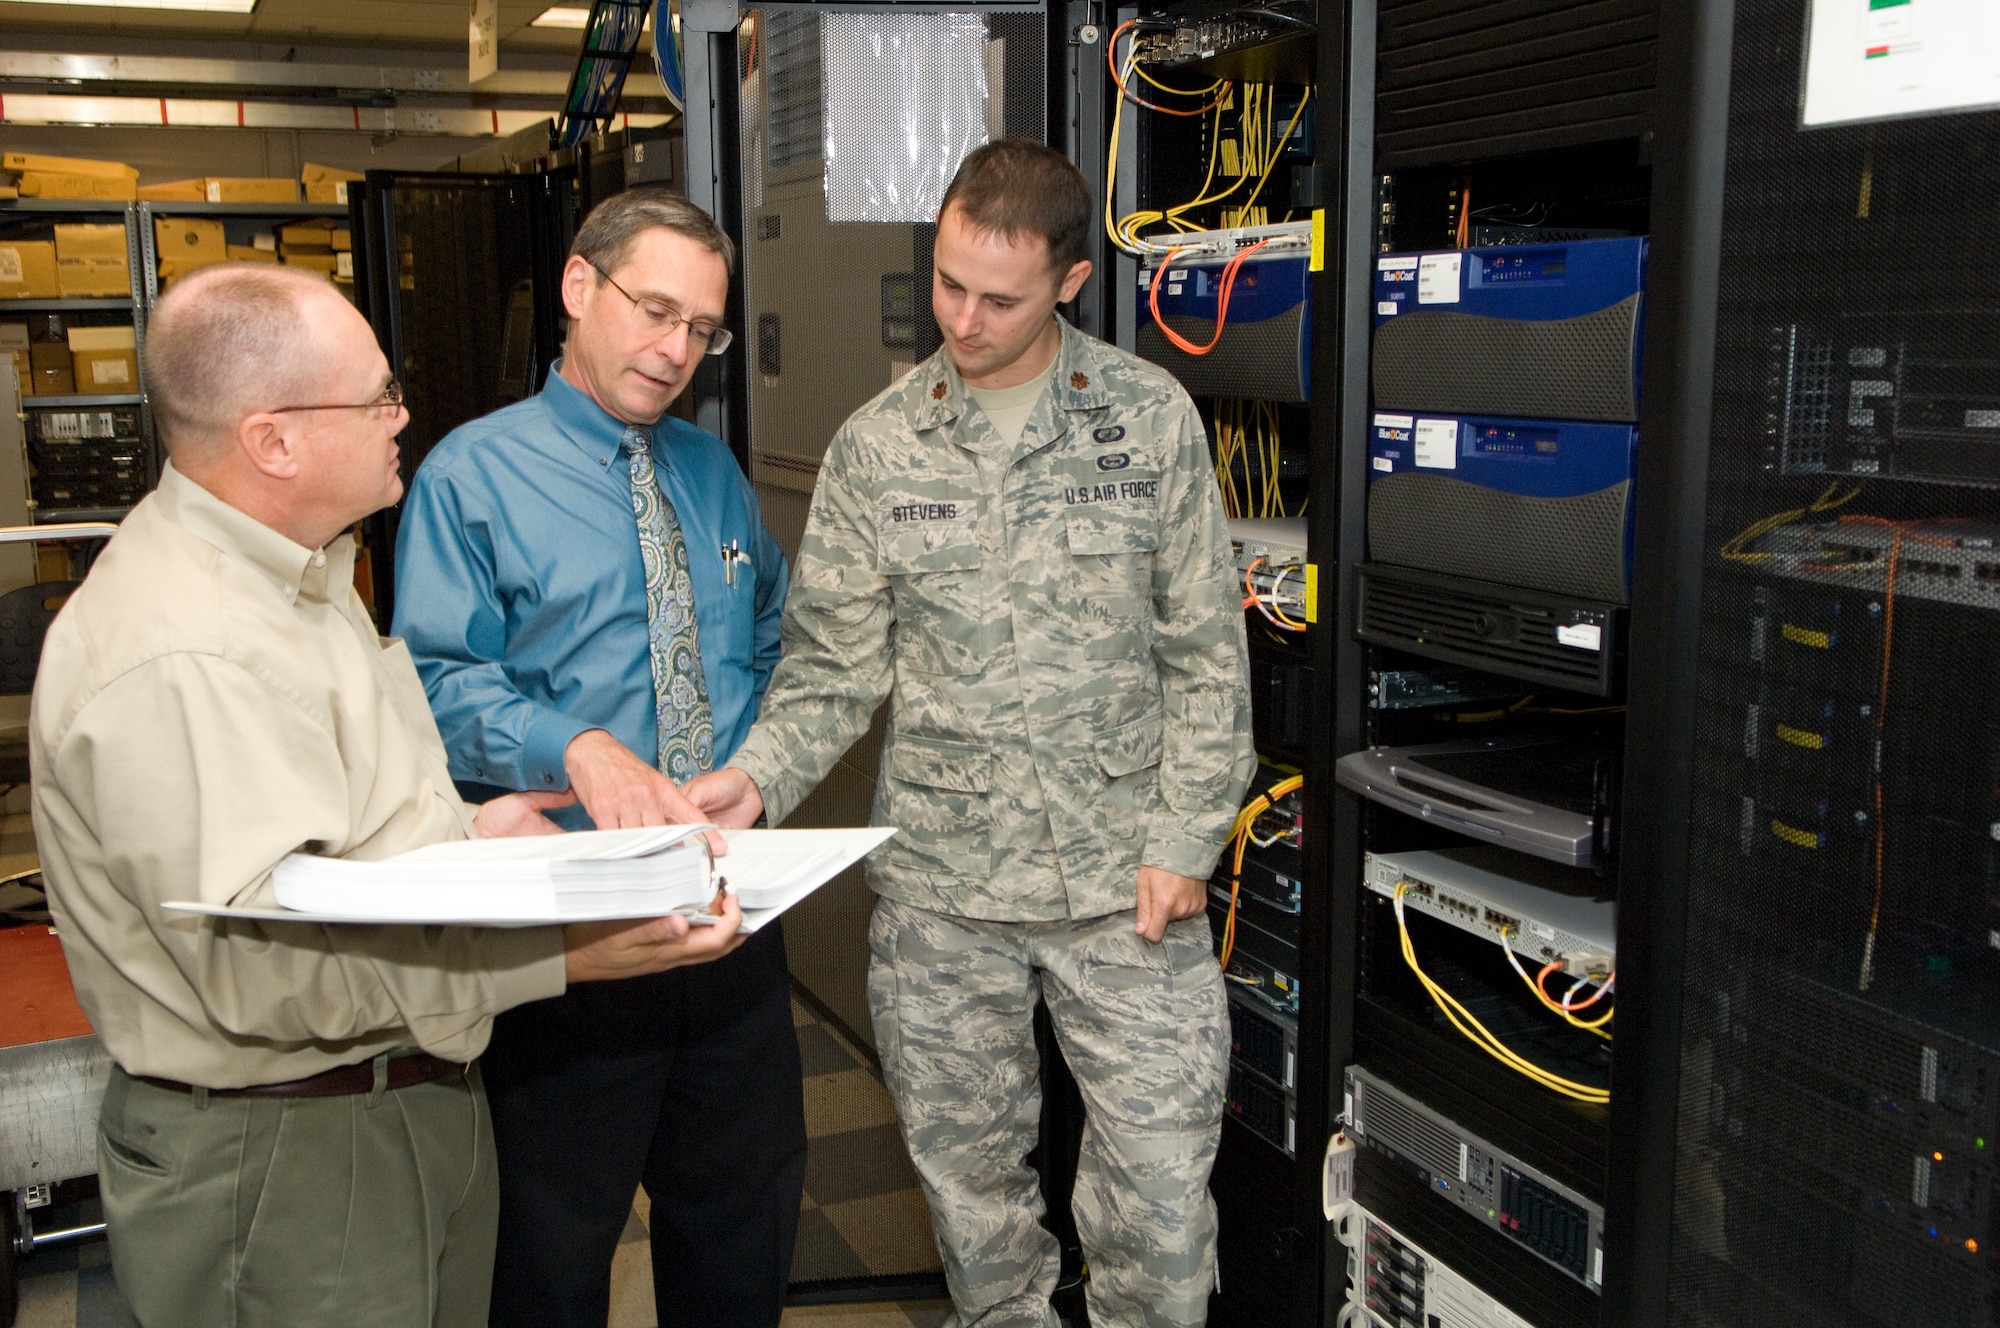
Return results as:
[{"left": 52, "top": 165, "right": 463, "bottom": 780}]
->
[
  {"left": 1096, "top": 453, "right": 1131, "bottom": 471},
  {"left": 1093, "top": 425, "right": 1126, "bottom": 444}
]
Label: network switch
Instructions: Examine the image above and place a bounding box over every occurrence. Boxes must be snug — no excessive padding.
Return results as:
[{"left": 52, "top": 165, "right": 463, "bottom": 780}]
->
[{"left": 1364, "top": 847, "right": 1614, "bottom": 980}]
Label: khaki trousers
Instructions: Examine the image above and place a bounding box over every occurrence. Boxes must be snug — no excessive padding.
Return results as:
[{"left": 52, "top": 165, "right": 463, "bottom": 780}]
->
[
  {"left": 96, "top": 1061, "right": 499, "bottom": 1328},
  {"left": 868, "top": 897, "right": 1231, "bottom": 1328}
]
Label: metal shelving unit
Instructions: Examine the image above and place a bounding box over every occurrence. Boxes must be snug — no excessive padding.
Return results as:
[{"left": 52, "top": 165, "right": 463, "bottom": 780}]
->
[
  {"left": 20, "top": 394, "right": 141, "bottom": 409},
  {"left": 0, "top": 298, "right": 132, "bottom": 312},
  {"left": 136, "top": 200, "right": 345, "bottom": 219}
]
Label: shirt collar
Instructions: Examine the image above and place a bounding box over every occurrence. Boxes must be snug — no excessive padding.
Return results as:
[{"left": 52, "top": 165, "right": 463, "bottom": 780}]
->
[
  {"left": 152, "top": 462, "right": 357, "bottom": 607},
  {"left": 905, "top": 317, "right": 1110, "bottom": 432},
  {"left": 539, "top": 360, "right": 658, "bottom": 469}
]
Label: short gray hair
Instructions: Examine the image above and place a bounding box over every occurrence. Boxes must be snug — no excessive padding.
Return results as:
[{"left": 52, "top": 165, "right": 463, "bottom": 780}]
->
[
  {"left": 571, "top": 188, "right": 736, "bottom": 279},
  {"left": 145, "top": 264, "right": 332, "bottom": 460}
]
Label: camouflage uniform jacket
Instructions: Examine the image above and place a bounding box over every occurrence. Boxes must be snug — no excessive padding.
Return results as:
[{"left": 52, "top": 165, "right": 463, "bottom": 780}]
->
[{"left": 729, "top": 318, "right": 1255, "bottom": 921}]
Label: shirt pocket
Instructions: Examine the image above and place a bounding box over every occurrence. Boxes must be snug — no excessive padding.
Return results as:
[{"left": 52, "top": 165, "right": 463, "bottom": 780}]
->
[
  {"left": 1065, "top": 506, "right": 1159, "bottom": 659},
  {"left": 878, "top": 512, "right": 986, "bottom": 677},
  {"left": 880, "top": 732, "right": 993, "bottom": 877}
]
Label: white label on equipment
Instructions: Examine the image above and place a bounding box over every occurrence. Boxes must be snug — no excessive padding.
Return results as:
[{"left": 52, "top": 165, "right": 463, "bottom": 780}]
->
[
  {"left": 1413, "top": 418, "right": 1459, "bottom": 468},
  {"left": 1373, "top": 413, "right": 1413, "bottom": 429},
  {"left": 0, "top": 248, "right": 20, "bottom": 284},
  {"left": 1376, "top": 301, "right": 1398, "bottom": 315},
  {"left": 1558, "top": 622, "right": 1604, "bottom": 651},
  {"left": 1372, "top": 456, "right": 1395, "bottom": 472},
  {"left": 1967, "top": 409, "right": 2000, "bottom": 428},
  {"left": 1377, "top": 255, "right": 1418, "bottom": 272},
  {"left": 1417, "top": 252, "right": 1462, "bottom": 304},
  {"left": 1527, "top": 920, "right": 1556, "bottom": 941}
]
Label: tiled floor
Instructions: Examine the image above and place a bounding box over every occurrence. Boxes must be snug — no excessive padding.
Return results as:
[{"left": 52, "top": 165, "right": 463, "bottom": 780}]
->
[{"left": 12, "top": 995, "right": 945, "bottom": 1328}]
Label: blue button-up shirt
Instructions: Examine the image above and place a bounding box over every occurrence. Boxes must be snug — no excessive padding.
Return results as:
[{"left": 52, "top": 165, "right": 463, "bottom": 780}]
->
[{"left": 392, "top": 368, "right": 788, "bottom": 828}]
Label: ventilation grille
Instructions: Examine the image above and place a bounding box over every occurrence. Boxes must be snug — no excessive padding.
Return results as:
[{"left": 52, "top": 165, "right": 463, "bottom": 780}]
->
[
  {"left": 1136, "top": 304, "right": 1308, "bottom": 404},
  {"left": 1357, "top": 1077, "right": 1462, "bottom": 1180},
  {"left": 1357, "top": 563, "right": 1623, "bottom": 695},
  {"left": 1368, "top": 472, "right": 1632, "bottom": 602},
  {"left": 1378, "top": 0, "right": 1660, "bottom": 168},
  {"left": 1373, "top": 295, "right": 1641, "bottom": 422}
]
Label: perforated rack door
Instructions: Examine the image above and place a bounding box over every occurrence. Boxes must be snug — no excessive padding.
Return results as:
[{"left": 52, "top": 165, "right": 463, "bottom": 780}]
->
[{"left": 1666, "top": 1, "right": 2000, "bottom": 1323}]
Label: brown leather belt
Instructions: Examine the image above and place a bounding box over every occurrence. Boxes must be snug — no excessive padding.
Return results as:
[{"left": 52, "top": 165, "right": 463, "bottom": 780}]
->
[{"left": 136, "top": 1052, "right": 467, "bottom": 1099}]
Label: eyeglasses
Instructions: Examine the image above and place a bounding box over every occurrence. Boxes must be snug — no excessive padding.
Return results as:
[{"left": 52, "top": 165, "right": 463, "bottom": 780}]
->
[
  {"left": 591, "top": 263, "right": 733, "bottom": 356},
  {"left": 271, "top": 379, "right": 406, "bottom": 415}
]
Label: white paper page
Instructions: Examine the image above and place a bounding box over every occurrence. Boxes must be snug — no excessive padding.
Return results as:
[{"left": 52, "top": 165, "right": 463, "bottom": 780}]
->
[
  {"left": 396, "top": 825, "right": 712, "bottom": 863},
  {"left": 164, "top": 826, "right": 898, "bottom": 929}
]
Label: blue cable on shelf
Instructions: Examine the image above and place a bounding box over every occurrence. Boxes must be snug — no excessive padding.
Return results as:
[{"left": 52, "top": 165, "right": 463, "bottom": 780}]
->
[
  {"left": 556, "top": 0, "right": 653, "bottom": 149},
  {"left": 653, "top": 0, "right": 684, "bottom": 112}
]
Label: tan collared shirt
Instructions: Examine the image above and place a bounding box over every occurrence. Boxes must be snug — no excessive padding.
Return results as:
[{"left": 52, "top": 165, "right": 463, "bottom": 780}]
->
[{"left": 29, "top": 464, "right": 566, "bottom": 1088}]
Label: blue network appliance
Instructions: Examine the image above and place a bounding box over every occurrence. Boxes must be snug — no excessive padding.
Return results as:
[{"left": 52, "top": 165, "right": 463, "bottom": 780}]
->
[
  {"left": 1372, "top": 236, "right": 1648, "bottom": 423},
  {"left": 1368, "top": 413, "right": 1639, "bottom": 604},
  {"left": 1137, "top": 243, "right": 1311, "bottom": 403}
]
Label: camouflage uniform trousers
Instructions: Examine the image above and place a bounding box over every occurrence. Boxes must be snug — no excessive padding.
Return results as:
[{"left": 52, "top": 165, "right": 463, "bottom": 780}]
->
[{"left": 867, "top": 894, "right": 1231, "bottom": 1328}]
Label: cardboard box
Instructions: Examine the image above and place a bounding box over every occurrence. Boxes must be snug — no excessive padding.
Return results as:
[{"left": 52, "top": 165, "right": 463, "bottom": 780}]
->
[
  {"left": 225, "top": 244, "right": 279, "bottom": 264},
  {"left": 154, "top": 217, "right": 228, "bottom": 275},
  {"left": 3, "top": 153, "right": 136, "bottom": 180},
  {"left": 329, "top": 229, "right": 352, "bottom": 253},
  {"left": 136, "top": 179, "right": 209, "bottom": 202},
  {"left": 301, "top": 162, "right": 363, "bottom": 205},
  {"left": 53, "top": 223, "right": 130, "bottom": 297},
  {"left": 279, "top": 222, "right": 335, "bottom": 246},
  {"left": 68, "top": 325, "right": 137, "bottom": 395},
  {"left": 53, "top": 223, "right": 126, "bottom": 260},
  {"left": 203, "top": 178, "right": 299, "bottom": 204},
  {"left": 57, "top": 257, "right": 129, "bottom": 297},
  {"left": 32, "top": 364, "right": 73, "bottom": 396},
  {"left": 15, "top": 173, "right": 137, "bottom": 201},
  {"left": 0, "top": 242, "right": 59, "bottom": 299},
  {"left": 335, "top": 252, "right": 354, "bottom": 280},
  {"left": 281, "top": 251, "right": 339, "bottom": 274}
]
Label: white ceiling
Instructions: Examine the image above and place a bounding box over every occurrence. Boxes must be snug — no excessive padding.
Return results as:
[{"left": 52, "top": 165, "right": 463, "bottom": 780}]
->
[{"left": 0, "top": 0, "right": 637, "bottom": 54}]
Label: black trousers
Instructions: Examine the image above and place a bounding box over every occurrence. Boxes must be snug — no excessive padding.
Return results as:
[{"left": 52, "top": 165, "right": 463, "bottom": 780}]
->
[{"left": 482, "top": 923, "right": 807, "bottom": 1328}]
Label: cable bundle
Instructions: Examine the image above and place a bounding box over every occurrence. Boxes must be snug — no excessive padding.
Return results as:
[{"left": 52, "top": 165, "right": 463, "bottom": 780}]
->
[
  {"left": 1218, "top": 773, "right": 1303, "bottom": 973},
  {"left": 1392, "top": 883, "right": 1610, "bottom": 1104},
  {"left": 1102, "top": 20, "right": 1313, "bottom": 258}
]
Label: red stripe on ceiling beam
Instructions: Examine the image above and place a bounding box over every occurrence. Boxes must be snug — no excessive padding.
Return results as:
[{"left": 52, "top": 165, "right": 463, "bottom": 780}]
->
[
  {"left": 159, "top": 97, "right": 169, "bottom": 125},
  {"left": 492, "top": 110, "right": 500, "bottom": 134},
  {"left": 237, "top": 101, "right": 245, "bottom": 127},
  {"left": 353, "top": 106, "right": 361, "bottom": 130}
]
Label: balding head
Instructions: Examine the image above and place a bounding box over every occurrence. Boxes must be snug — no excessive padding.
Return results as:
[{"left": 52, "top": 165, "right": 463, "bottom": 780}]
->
[{"left": 144, "top": 264, "right": 340, "bottom": 463}]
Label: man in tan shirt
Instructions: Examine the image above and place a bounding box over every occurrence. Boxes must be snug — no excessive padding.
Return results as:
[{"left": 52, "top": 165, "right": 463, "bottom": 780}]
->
[{"left": 28, "top": 262, "right": 744, "bottom": 1328}]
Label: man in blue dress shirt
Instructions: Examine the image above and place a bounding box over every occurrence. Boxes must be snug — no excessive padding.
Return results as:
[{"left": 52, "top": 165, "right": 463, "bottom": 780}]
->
[{"left": 392, "top": 190, "right": 803, "bottom": 1328}]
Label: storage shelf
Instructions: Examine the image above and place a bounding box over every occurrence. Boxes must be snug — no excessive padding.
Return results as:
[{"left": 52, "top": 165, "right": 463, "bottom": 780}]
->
[
  {"left": 0, "top": 298, "right": 133, "bottom": 312},
  {"left": 0, "top": 199, "right": 132, "bottom": 215},
  {"left": 140, "top": 201, "right": 347, "bottom": 218},
  {"left": 21, "top": 393, "right": 142, "bottom": 408}
]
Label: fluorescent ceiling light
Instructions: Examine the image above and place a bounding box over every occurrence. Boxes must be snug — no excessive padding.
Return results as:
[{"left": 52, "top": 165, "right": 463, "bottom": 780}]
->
[
  {"left": 1, "top": 0, "right": 257, "bottom": 10},
  {"left": 530, "top": 5, "right": 650, "bottom": 28}
]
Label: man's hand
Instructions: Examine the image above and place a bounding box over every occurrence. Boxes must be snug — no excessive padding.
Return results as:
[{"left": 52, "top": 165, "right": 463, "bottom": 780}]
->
[
  {"left": 562, "top": 892, "right": 747, "bottom": 982},
  {"left": 1134, "top": 865, "right": 1206, "bottom": 944},
  {"left": 472, "top": 789, "right": 578, "bottom": 838},
  {"left": 564, "top": 728, "right": 725, "bottom": 853},
  {"left": 683, "top": 767, "right": 766, "bottom": 830}
]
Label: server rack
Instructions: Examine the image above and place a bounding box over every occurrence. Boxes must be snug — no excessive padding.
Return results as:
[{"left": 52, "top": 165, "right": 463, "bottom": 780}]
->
[{"left": 1612, "top": 1, "right": 2000, "bottom": 1324}]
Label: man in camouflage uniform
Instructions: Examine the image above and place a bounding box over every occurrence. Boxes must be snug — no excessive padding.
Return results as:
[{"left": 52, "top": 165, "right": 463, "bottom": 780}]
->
[{"left": 688, "top": 140, "right": 1253, "bottom": 1328}]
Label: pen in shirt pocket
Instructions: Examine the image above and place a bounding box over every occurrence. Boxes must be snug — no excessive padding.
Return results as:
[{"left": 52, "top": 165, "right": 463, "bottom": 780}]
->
[{"left": 720, "top": 539, "right": 753, "bottom": 586}]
